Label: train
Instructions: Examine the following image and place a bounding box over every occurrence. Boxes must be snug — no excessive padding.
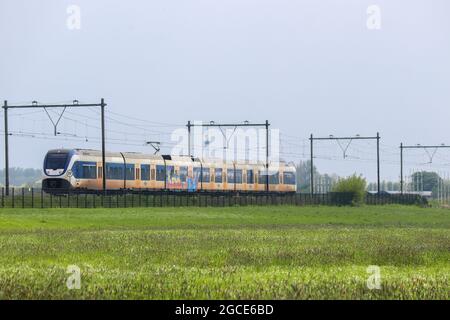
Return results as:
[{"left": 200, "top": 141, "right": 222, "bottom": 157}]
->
[{"left": 42, "top": 149, "right": 297, "bottom": 193}]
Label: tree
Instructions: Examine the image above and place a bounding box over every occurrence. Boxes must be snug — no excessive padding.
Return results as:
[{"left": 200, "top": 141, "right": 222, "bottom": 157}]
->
[
  {"left": 410, "top": 171, "right": 441, "bottom": 192},
  {"left": 332, "top": 174, "right": 367, "bottom": 204}
]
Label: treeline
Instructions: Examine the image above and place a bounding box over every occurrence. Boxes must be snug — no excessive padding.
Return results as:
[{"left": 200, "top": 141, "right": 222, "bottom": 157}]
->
[
  {"left": 0, "top": 168, "right": 43, "bottom": 187},
  {"left": 296, "top": 162, "right": 448, "bottom": 196}
]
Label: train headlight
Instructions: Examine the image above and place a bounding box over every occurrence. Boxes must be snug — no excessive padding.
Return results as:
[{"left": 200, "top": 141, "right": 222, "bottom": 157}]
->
[{"left": 67, "top": 170, "right": 73, "bottom": 177}]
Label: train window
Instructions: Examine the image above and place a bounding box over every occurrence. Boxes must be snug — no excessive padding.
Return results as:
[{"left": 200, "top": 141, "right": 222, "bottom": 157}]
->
[
  {"left": 166, "top": 166, "right": 175, "bottom": 181},
  {"left": 141, "top": 164, "right": 150, "bottom": 181},
  {"left": 83, "top": 165, "right": 97, "bottom": 179},
  {"left": 73, "top": 161, "right": 97, "bottom": 179},
  {"left": 106, "top": 163, "right": 124, "bottom": 180},
  {"left": 215, "top": 168, "right": 223, "bottom": 183},
  {"left": 227, "top": 168, "right": 234, "bottom": 183},
  {"left": 235, "top": 169, "right": 243, "bottom": 184},
  {"left": 247, "top": 170, "right": 254, "bottom": 184},
  {"left": 126, "top": 164, "right": 135, "bottom": 180},
  {"left": 156, "top": 165, "right": 165, "bottom": 181},
  {"left": 269, "top": 172, "right": 279, "bottom": 185},
  {"left": 193, "top": 167, "right": 201, "bottom": 182},
  {"left": 179, "top": 166, "right": 188, "bottom": 182},
  {"left": 202, "top": 167, "right": 210, "bottom": 183},
  {"left": 45, "top": 152, "right": 69, "bottom": 170},
  {"left": 98, "top": 167, "right": 102, "bottom": 179},
  {"left": 283, "top": 172, "right": 296, "bottom": 185}
]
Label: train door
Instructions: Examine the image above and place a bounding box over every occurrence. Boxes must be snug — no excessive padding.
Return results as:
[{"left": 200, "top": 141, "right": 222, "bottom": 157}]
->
[
  {"left": 213, "top": 166, "right": 224, "bottom": 192},
  {"left": 279, "top": 169, "right": 285, "bottom": 192},
  {"left": 211, "top": 166, "right": 215, "bottom": 190},
  {"left": 150, "top": 164, "right": 156, "bottom": 190},
  {"left": 222, "top": 167, "right": 227, "bottom": 191},
  {"left": 242, "top": 169, "right": 247, "bottom": 192},
  {"left": 246, "top": 166, "right": 254, "bottom": 192},
  {"left": 187, "top": 165, "right": 194, "bottom": 191},
  {"left": 223, "top": 168, "right": 227, "bottom": 190},
  {"left": 225, "top": 165, "right": 234, "bottom": 192},
  {"left": 233, "top": 163, "right": 237, "bottom": 192},
  {"left": 97, "top": 162, "right": 103, "bottom": 190},
  {"left": 135, "top": 164, "right": 141, "bottom": 190}
]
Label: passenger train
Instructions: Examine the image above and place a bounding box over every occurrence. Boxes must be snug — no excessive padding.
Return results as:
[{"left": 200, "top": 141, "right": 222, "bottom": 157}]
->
[{"left": 42, "top": 149, "right": 297, "bottom": 193}]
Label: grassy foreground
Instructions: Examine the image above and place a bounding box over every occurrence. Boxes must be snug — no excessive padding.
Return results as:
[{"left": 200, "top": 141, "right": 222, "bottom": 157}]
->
[{"left": 0, "top": 205, "right": 448, "bottom": 299}]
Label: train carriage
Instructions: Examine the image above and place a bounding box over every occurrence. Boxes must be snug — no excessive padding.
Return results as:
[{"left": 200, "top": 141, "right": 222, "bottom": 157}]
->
[{"left": 42, "top": 149, "right": 297, "bottom": 194}]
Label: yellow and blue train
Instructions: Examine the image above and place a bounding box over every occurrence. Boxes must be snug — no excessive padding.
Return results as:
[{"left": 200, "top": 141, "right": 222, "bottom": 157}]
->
[{"left": 42, "top": 149, "right": 297, "bottom": 193}]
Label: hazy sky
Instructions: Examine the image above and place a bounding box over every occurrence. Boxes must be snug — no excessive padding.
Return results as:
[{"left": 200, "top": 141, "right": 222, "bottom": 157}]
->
[{"left": 1, "top": 0, "right": 449, "bottom": 182}]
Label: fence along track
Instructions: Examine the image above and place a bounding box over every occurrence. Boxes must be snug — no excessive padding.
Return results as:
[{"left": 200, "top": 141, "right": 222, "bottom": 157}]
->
[{"left": 0, "top": 188, "right": 427, "bottom": 209}]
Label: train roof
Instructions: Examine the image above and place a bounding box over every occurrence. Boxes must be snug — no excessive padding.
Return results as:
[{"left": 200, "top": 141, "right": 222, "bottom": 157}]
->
[
  {"left": 46, "top": 149, "right": 295, "bottom": 168},
  {"left": 47, "top": 148, "right": 162, "bottom": 159}
]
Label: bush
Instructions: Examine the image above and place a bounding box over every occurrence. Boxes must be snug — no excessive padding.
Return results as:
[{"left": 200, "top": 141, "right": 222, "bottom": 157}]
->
[{"left": 332, "top": 174, "right": 367, "bottom": 205}]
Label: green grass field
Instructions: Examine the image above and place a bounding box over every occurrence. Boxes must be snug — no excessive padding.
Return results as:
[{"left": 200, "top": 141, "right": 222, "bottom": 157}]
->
[{"left": 0, "top": 205, "right": 448, "bottom": 299}]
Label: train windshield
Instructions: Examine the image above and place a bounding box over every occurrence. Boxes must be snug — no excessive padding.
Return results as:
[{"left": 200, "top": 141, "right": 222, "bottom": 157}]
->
[{"left": 45, "top": 153, "right": 69, "bottom": 170}]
